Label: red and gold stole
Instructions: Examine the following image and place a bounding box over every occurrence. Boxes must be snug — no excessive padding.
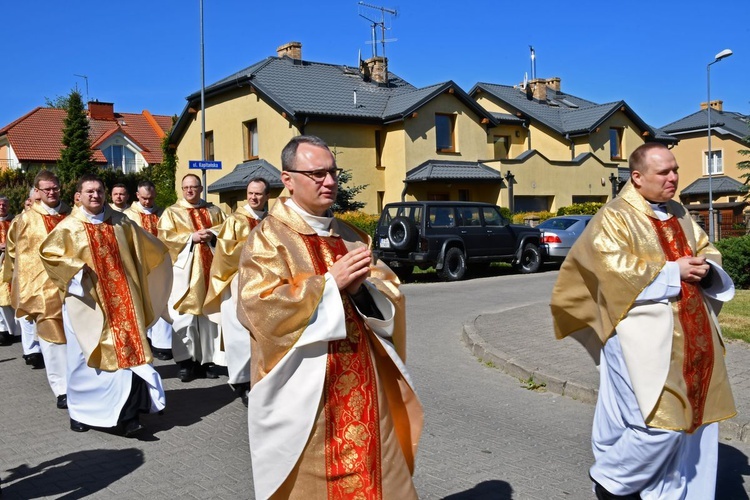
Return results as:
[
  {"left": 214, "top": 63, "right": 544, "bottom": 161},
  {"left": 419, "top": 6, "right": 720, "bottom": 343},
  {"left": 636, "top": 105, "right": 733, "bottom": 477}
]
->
[
  {"left": 42, "top": 213, "right": 67, "bottom": 233},
  {"left": 301, "top": 234, "right": 382, "bottom": 500},
  {"left": 84, "top": 221, "right": 146, "bottom": 368},
  {"left": 0, "top": 220, "right": 10, "bottom": 244},
  {"left": 244, "top": 216, "right": 260, "bottom": 231},
  {"left": 139, "top": 213, "right": 159, "bottom": 236},
  {"left": 188, "top": 208, "right": 214, "bottom": 289},
  {"left": 651, "top": 216, "right": 714, "bottom": 432}
]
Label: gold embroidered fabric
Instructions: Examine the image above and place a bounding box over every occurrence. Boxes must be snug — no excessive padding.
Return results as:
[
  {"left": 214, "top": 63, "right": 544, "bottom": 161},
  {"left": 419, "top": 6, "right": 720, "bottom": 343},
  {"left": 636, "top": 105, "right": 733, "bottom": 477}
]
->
[
  {"left": 157, "top": 199, "right": 226, "bottom": 315},
  {"left": 3, "top": 203, "right": 72, "bottom": 343},
  {"left": 204, "top": 206, "right": 261, "bottom": 316},
  {"left": 0, "top": 217, "right": 14, "bottom": 307},
  {"left": 39, "top": 207, "right": 170, "bottom": 371},
  {"left": 124, "top": 203, "right": 163, "bottom": 236}
]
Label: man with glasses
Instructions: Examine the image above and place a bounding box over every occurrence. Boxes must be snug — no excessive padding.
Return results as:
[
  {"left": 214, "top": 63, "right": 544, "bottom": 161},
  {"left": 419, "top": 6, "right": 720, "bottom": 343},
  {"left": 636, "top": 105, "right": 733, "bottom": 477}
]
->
[
  {"left": 3, "top": 170, "right": 69, "bottom": 408},
  {"left": 238, "top": 135, "right": 422, "bottom": 499},
  {"left": 40, "top": 174, "right": 171, "bottom": 436},
  {"left": 204, "top": 177, "right": 270, "bottom": 405},
  {"left": 125, "top": 180, "right": 173, "bottom": 360},
  {"left": 158, "top": 174, "right": 226, "bottom": 382}
]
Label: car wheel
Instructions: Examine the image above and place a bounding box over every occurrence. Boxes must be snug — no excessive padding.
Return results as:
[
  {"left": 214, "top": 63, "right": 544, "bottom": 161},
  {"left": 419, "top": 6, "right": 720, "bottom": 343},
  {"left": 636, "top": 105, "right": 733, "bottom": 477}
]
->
[
  {"left": 438, "top": 247, "right": 466, "bottom": 282},
  {"left": 515, "top": 243, "right": 541, "bottom": 274},
  {"left": 388, "top": 217, "right": 417, "bottom": 251}
]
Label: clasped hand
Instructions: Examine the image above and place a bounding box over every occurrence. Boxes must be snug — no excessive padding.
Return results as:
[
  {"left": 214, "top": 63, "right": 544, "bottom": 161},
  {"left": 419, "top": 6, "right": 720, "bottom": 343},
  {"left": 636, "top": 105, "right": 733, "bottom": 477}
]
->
[
  {"left": 191, "top": 229, "right": 214, "bottom": 244},
  {"left": 677, "top": 256, "right": 710, "bottom": 283},
  {"left": 330, "top": 246, "right": 372, "bottom": 294}
]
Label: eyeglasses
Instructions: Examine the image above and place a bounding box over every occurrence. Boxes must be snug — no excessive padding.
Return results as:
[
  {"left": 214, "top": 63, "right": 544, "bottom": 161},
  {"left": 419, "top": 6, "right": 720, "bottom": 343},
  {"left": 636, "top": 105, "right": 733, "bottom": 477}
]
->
[
  {"left": 286, "top": 167, "right": 343, "bottom": 182},
  {"left": 37, "top": 187, "right": 61, "bottom": 194},
  {"left": 182, "top": 185, "right": 202, "bottom": 191}
]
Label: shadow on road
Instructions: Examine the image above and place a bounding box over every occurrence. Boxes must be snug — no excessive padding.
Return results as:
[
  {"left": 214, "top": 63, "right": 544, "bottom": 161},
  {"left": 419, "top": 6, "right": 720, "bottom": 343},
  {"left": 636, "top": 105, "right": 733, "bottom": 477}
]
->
[
  {"left": 1, "top": 448, "right": 144, "bottom": 499},
  {"left": 443, "top": 480, "right": 513, "bottom": 499},
  {"left": 717, "top": 443, "right": 750, "bottom": 499},
  {"left": 146, "top": 379, "right": 236, "bottom": 432}
]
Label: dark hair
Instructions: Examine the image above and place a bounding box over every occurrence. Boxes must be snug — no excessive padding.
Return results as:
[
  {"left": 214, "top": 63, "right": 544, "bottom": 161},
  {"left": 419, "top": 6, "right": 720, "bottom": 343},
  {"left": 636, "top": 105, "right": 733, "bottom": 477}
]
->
[
  {"left": 629, "top": 143, "right": 670, "bottom": 173},
  {"left": 181, "top": 173, "right": 202, "bottom": 186},
  {"left": 76, "top": 174, "right": 104, "bottom": 193},
  {"left": 33, "top": 170, "right": 60, "bottom": 189},
  {"left": 247, "top": 177, "right": 270, "bottom": 194},
  {"left": 281, "top": 135, "right": 332, "bottom": 171},
  {"left": 112, "top": 183, "right": 127, "bottom": 190},
  {"left": 137, "top": 180, "right": 156, "bottom": 191}
]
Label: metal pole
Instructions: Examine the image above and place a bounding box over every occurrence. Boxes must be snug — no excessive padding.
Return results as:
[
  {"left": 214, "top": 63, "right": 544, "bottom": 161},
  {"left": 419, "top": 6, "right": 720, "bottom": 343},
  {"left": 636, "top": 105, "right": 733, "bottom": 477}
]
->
[
  {"left": 707, "top": 62, "right": 714, "bottom": 242},
  {"left": 200, "top": 0, "right": 207, "bottom": 201}
]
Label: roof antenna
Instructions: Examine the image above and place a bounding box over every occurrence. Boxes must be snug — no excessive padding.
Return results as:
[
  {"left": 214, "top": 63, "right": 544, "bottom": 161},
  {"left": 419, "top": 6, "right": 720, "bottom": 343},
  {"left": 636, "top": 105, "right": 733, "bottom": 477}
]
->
[
  {"left": 529, "top": 46, "right": 536, "bottom": 80},
  {"left": 358, "top": 2, "right": 397, "bottom": 83},
  {"left": 74, "top": 74, "right": 89, "bottom": 104}
]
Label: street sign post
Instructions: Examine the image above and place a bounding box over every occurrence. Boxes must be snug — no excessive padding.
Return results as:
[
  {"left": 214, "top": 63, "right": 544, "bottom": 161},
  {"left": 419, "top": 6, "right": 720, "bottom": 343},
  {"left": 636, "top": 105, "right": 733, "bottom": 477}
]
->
[{"left": 188, "top": 160, "right": 222, "bottom": 170}]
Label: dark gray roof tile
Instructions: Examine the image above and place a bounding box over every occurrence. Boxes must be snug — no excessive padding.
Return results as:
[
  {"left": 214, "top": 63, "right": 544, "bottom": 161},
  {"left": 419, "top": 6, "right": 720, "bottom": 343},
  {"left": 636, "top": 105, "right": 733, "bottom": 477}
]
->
[
  {"left": 680, "top": 175, "right": 748, "bottom": 196},
  {"left": 207, "top": 159, "right": 283, "bottom": 193},
  {"left": 405, "top": 160, "right": 503, "bottom": 183},
  {"left": 661, "top": 109, "right": 749, "bottom": 139}
]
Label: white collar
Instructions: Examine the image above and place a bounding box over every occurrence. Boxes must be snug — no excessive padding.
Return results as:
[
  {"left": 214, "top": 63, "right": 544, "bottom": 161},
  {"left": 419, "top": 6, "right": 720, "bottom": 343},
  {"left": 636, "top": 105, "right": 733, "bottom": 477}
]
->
[
  {"left": 243, "top": 204, "right": 265, "bottom": 220},
  {"left": 285, "top": 199, "right": 334, "bottom": 237},
  {"left": 40, "top": 201, "right": 61, "bottom": 215}
]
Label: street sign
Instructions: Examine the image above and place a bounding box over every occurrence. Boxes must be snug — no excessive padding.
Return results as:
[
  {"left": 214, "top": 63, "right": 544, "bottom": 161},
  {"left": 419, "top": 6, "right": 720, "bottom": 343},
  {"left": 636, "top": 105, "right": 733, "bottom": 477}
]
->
[{"left": 189, "top": 160, "right": 222, "bottom": 170}]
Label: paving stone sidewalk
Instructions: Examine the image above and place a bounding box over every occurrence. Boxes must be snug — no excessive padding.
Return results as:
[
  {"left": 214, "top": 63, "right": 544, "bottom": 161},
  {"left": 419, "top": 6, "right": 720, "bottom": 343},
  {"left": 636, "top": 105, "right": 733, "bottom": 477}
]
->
[{"left": 462, "top": 302, "right": 750, "bottom": 443}]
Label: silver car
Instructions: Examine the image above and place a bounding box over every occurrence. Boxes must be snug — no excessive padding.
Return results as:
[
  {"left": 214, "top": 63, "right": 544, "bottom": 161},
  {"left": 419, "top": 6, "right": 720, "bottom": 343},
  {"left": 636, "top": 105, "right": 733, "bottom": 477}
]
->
[{"left": 539, "top": 215, "right": 593, "bottom": 262}]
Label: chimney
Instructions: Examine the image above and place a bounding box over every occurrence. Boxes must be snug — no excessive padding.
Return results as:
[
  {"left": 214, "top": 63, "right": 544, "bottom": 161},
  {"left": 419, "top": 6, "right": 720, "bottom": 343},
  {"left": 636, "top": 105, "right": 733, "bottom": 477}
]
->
[
  {"left": 276, "top": 41, "right": 302, "bottom": 60},
  {"left": 528, "top": 79, "right": 547, "bottom": 101},
  {"left": 545, "top": 77, "right": 561, "bottom": 93},
  {"left": 363, "top": 56, "right": 388, "bottom": 84},
  {"left": 88, "top": 101, "right": 115, "bottom": 120},
  {"left": 700, "top": 100, "right": 723, "bottom": 112}
]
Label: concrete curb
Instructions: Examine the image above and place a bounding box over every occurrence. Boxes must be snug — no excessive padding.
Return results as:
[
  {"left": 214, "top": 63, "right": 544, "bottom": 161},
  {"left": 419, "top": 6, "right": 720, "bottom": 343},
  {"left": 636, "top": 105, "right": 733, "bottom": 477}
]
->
[{"left": 462, "top": 315, "right": 750, "bottom": 443}]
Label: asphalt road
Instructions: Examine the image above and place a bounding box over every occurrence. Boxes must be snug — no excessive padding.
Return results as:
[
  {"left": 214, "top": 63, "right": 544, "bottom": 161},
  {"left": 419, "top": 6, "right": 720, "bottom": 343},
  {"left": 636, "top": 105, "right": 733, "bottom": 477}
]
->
[{"left": 2, "top": 269, "right": 749, "bottom": 499}]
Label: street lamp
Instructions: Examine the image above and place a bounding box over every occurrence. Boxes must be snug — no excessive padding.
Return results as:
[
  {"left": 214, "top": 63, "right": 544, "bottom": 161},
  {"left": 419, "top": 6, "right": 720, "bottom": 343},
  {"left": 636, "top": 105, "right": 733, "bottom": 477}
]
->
[{"left": 706, "top": 48, "right": 733, "bottom": 242}]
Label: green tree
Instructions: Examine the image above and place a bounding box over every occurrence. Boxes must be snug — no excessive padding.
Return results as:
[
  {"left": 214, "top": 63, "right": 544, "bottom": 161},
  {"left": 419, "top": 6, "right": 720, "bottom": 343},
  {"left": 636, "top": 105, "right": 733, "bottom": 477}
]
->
[
  {"left": 738, "top": 123, "right": 750, "bottom": 201},
  {"left": 333, "top": 169, "right": 367, "bottom": 213},
  {"left": 44, "top": 94, "right": 71, "bottom": 109},
  {"left": 57, "top": 90, "right": 95, "bottom": 199}
]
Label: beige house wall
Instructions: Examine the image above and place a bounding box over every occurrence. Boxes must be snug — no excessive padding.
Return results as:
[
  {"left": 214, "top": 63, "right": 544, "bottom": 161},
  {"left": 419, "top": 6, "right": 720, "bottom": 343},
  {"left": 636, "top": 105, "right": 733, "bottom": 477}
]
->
[
  {"left": 584, "top": 113, "right": 644, "bottom": 166},
  {"left": 669, "top": 133, "right": 746, "bottom": 203}
]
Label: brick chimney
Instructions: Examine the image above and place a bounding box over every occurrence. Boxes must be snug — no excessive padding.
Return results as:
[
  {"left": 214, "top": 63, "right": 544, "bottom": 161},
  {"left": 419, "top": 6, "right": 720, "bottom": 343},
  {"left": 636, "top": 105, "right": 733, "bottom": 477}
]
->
[
  {"left": 88, "top": 101, "right": 115, "bottom": 120},
  {"left": 276, "top": 41, "right": 302, "bottom": 60},
  {"left": 545, "top": 77, "right": 561, "bottom": 92},
  {"left": 528, "top": 79, "right": 547, "bottom": 101},
  {"left": 362, "top": 56, "right": 388, "bottom": 84},
  {"left": 700, "top": 100, "right": 723, "bottom": 112}
]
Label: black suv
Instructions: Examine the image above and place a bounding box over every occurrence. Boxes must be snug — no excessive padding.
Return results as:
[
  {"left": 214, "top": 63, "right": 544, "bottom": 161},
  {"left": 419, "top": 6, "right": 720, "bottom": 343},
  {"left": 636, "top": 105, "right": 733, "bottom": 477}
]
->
[{"left": 373, "top": 201, "right": 544, "bottom": 281}]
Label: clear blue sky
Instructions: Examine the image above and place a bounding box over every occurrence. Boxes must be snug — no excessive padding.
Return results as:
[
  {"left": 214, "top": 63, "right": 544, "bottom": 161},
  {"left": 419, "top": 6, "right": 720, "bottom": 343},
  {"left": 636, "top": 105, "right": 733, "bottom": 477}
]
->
[{"left": 2, "top": 0, "right": 748, "bottom": 130}]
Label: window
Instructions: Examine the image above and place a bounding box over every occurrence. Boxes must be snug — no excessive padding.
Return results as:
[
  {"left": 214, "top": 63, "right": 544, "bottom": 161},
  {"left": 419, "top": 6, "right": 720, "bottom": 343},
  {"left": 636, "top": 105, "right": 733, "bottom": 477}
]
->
[
  {"left": 103, "top": 145, "right": 137, "bottom": 174},
  {"left": 458, "top": 189, "right": 470, "bottom": 201},
  {"left": 435, "top": 114, "right": 456, "bottom": 153},
  {"left": 243, "top": 120, "right": 258, "bottom": 160},
  {"left": 704, "top": 150, "right": 723, "bottom": 174},
  {"left": 493, "top": 135, "right": 511, "bottom": 159},
  {"left": 377, "top": 191, "right": 384, "bottom": 213},
  {"left": 375, "top": 130, "right": 383, "bottom": 167},
  {"left": 428, "top": 207, "right": 454, "bottom": 227},
  {"left": 457, "top": 206, "right": 480, "bottom": 226},
  {"left": 609, "top": 128, "right": 624, "bottom": 160},
  {"left": 482, "top": 207, "right": 506, "bottom": 227},
  {"left": 204, "top": 131, "right": 215, "bottom": 161}
]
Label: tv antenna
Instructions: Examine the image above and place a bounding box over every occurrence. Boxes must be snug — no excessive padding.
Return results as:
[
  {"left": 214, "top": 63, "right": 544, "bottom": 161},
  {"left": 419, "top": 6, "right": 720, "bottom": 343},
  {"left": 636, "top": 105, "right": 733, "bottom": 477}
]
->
[
  {"left": 74, "top": 74, "right": 89, "bottom": 103},
  {"left": 358, "top": 2, "right": 397, "bottom": 60}
]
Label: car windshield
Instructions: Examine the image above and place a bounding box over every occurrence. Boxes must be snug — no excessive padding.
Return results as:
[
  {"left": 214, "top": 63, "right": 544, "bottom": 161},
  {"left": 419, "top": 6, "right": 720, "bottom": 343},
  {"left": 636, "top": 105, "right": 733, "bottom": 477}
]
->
[{"left": 538, "top": 218, "right": 578, "bottom": 230}]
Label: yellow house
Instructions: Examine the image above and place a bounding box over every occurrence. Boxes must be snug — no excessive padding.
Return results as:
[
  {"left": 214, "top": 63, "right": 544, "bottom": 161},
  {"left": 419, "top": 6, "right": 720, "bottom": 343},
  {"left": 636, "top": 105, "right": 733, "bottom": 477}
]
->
[
  {"left": 661, "top": 101, "right": 749, "bottom": 237},
  {"left": 470, "top": 78, "right": 676, "bottom": 212},
  {"left": 168, "top": 42, "right": 504, "bottom": 214}
]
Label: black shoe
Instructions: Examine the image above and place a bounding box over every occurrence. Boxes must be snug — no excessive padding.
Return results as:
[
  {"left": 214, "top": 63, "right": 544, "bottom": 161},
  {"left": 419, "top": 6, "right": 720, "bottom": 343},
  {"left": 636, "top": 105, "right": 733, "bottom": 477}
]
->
[
  {"left": 199, "top": 364, "right": 219, "bottom": 379},
  {"left": 123, "top": 418, "right": 144, "bottom": 438},
  {"left": 591, "top": 475, "right": 640, "bottom": 500},
  {"left": 27, "top": 353, "right": 45, "bottom": 369},
  {"left": 153, "top": 348, "right": 173, "bottom": 361},
  {"left": 70, "top": 418, "right": 89, "bottom": 433},
  {"left": 57, "top": 394, "right": 68, "bottom": 409},
  {"left": 178, "top": 360, "right": 196, "bottom": 383},
  {"left": 234, "top": 382, "right": 250, "bottom": 406},
  {"left": 0, "top": 331, "right": 12, "bottom": 346}
]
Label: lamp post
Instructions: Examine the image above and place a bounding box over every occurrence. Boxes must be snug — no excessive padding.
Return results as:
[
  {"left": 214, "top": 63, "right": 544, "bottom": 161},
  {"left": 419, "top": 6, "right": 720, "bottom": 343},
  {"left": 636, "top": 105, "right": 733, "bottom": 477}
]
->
[{"left": 706, "top": 48, "right": 733, "bottom": 242}]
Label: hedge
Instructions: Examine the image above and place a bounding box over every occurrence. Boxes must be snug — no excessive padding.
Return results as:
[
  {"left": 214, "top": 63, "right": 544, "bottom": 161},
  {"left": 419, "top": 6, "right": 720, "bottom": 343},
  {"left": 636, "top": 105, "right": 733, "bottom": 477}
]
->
[
  {"left": 337, "top": 211, "right": 379, "bottom": 240},
  {"left": 715, "top": 235, "right": 750, "bottom": 290}
]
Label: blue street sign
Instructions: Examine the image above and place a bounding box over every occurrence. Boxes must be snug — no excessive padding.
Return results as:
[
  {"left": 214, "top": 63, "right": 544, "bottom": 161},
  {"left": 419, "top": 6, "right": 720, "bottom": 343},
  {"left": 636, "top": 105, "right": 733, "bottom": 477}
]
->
[{"left": 189, "top": 160, "right": 222, "bottom": 170}]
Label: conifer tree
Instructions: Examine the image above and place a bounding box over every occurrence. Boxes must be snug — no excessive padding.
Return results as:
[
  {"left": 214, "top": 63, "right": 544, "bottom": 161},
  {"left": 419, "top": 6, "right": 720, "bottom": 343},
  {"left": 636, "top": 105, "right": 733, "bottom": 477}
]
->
[
  {"left": 57, "top": 90, "right": 95, "bottom": 194},
  {"left": 738, "top": 124, "right": 750, "bottom": 201}
]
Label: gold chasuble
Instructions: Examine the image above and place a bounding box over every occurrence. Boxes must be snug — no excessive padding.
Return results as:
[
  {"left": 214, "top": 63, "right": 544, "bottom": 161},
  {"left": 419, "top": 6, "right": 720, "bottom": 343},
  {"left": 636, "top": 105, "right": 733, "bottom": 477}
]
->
[
  {"left": 158, "top": 199, "right": 225, "bottom": 315},
  {"left": 124, "top": 203, "right": 163, "bottom": 237},
  {"left": 3, "top": 202, "right": 71, "bottom": 343},
  {"left": 551, "top": 181, "right": 735, "bottom": 431},
  {"left": 0, "top": 216, "right": 14, "bottom": 307},
  {"left": 204, "top": 205, "right": 261, "bottom": 316},
  {"left": 40, "top": 207, "right": 171, "bottom": 371},
  {"left": 238, "top": 200, "right": 422, "bottom": 500}
]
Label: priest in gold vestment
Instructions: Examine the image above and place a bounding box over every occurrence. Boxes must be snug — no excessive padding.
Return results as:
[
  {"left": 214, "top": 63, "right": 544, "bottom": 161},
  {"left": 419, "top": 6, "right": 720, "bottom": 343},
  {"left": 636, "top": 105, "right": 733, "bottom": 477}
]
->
[
  {"left": 3, "top": 171, "right": 69, "bottom": 407},
  {"left": 40, "top": 175, "right": 171, "bottom": 436},
  {"left": 0, "top": 195, "right": 19, "bottom": 345},
  {"left": 204, "top": 177, "right": 269, "bottom": 404},
  {"left": 238, "top": 136, "right": 422, "bottom": 499},
  {"left": 124, "top": 180, "right": 173, "bottom": 360},
  {"left": 158, "top": 174, "right": 226, "bottom": 382},
  {"left": 551, "top": 143, "right": 735, "bottom": 500}
]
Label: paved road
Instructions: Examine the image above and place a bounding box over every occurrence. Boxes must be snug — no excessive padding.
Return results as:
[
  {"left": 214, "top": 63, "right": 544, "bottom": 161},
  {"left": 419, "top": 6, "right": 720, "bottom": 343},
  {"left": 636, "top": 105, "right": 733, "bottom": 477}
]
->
[{"left": 2, "top": 269, "right": 749, "bottom": 499}]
